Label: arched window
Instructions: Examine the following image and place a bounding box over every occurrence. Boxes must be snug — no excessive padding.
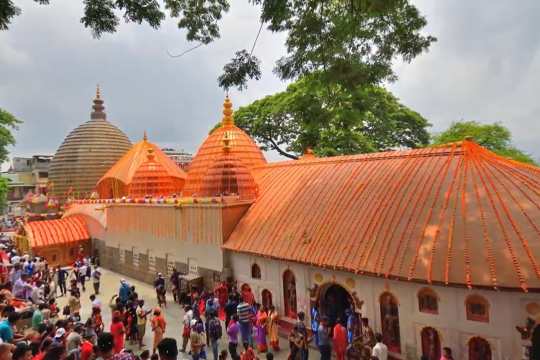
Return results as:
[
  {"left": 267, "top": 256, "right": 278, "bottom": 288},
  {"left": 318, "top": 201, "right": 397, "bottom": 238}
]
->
[
  {"left": 283, "top": 270, "right": 297, "bottom": 318},
  {"left": 380, "top": 292, "right": 401, "bottom": 353},
  {"left": 262, "top": 289, "right": 273, "bottom": 309},
  {"left": 468, "top": 337, "right": 492, "bottom": 360},
  {"left": 251, "top": 263, "right": 261, "bottom": 279},
  {"left": 466, "top": 295, "right": 489, "bottom": 322},
  {"left": 418, "top": 287, "right": 439, "bottom": 314},
  {"left": 420, "top": 327, "right": 441, "bottom": 360}
]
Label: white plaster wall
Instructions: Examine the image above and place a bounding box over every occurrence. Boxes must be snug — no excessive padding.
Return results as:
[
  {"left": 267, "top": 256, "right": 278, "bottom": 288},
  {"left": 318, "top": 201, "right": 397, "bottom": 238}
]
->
[{"left": 227, "top": 251, "right": 540, "bottom": 360}]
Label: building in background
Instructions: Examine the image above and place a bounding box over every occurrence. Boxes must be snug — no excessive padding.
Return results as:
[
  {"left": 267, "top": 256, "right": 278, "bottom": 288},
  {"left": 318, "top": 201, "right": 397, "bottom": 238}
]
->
[
  {"left": 161, "top": 147, "right": 193, "bottom": 170},
  {"left": 3, "top": 155, "right": 53, "bottom": 216}
]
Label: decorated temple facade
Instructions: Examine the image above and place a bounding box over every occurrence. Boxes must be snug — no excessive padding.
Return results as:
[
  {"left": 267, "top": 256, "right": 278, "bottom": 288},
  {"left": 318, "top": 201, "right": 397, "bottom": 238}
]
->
[{"left": 31, "top": 93, "right": 540, "bottom": 359}]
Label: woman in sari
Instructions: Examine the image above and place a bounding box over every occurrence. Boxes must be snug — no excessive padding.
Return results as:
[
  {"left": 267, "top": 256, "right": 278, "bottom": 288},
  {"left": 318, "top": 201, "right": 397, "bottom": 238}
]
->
[
  {"left": 255, "top": 305, "right": 268, "bottom": 353},
  {"left": 151, "top": 307, "right": 167, "bottom": 354},
  {"left": 110, "top": 311, "right": 125, "bottom": 354},
  {"left": 268, "top": 305, "right": 280, "bottom": 351}
]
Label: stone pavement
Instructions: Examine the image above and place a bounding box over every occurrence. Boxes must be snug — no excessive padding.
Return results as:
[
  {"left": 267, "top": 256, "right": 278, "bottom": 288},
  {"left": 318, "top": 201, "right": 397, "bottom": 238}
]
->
[{"left": 56, "top": 268, "right": 291, "bottom": 359}]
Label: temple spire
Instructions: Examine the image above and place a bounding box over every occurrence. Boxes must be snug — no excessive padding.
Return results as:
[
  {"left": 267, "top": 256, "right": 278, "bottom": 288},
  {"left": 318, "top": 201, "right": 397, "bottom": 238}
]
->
[
  {"left": 91, "top": 84, "right": 106, "bottom": 120},
  {"left": 221, "top": 96, "right": 234, "bottom": 126},
  {"left": 143, "top": 130, "right": 148, "bottom": 142}
]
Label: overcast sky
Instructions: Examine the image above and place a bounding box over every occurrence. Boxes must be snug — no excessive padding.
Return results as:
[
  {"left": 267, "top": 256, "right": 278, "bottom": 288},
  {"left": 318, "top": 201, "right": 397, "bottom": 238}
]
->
[{"left": 1, "top": 1, "right": 539, "bottom": 163}]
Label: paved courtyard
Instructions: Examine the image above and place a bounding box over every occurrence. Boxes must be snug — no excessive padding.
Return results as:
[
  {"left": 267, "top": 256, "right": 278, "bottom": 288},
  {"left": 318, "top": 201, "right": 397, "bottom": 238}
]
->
[{"left": 57, "top": 268, "right": 290, "bottom": 359}]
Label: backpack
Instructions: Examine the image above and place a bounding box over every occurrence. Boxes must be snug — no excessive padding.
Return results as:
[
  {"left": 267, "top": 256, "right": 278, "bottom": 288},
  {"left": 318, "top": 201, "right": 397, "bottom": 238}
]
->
[{"left": 208, "top": 318, "right": 222, "bottom": 340}]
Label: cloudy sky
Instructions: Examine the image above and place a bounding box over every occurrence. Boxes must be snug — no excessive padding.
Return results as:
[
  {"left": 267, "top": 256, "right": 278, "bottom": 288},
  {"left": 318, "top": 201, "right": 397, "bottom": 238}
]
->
[{"left": 1, "top": 1, "right": 539, "bottom": 163}]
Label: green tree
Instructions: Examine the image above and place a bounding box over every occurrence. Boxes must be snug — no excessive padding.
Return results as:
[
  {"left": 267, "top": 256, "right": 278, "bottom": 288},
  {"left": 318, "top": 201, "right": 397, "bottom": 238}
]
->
[
  {"left": 233, "top": 76, "right": 430, "bottom": 159},
  {"left": 0, "top": 109, "right": 21, "bottom": 211},
  {"left": 1, "top": 1, "right": 435, "bottom": 91},
  {"left": 432, "top": 121, "right": 536, "bottom": 164}
]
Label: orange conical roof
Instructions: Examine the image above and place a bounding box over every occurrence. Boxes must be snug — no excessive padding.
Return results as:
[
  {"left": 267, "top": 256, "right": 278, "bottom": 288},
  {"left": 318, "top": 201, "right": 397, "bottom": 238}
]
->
[
  {"left": 96, "top": 134, "right": 186, "bottom": 198},
  {"left": 199, "top": 132, "right": 258, "bottom": 200},
  {"left": 183, "top": 97, "right": 266, "bottom": 196},
  {"left": 128, "top": 148, "right": 183, "bottom": 198}
]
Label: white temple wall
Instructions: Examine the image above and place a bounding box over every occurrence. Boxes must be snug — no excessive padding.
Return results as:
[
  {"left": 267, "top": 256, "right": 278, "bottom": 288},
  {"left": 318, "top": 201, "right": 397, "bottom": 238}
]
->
[{"left": 227, "top": 251, "right": 540, "bottom": 360}]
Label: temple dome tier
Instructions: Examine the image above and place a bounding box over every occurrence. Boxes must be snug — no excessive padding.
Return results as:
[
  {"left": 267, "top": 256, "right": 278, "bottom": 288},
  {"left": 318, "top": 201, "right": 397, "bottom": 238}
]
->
[
  {"left": 199, "top": 132, "right": 258, "bottom": 200},
  {"left": 183, "top": 97, "right": 266, "bottom": 196},
  {"left": 49, "top": 87, "right": 132, "bottom": 199},
  {"left": 96, "top": 133, "right": 186, "bottom": 198}
]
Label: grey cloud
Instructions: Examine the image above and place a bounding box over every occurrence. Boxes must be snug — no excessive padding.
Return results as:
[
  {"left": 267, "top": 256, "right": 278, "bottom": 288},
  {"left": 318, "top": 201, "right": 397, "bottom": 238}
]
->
[{"left": 1, "top": 1, "right": 539, "bottom": 162}]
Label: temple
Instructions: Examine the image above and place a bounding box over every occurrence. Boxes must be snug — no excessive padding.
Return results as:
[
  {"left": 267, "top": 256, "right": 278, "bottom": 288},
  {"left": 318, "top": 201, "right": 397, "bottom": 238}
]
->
[{"left": 17, "top": 90, "right": 540, "bottom": 359}]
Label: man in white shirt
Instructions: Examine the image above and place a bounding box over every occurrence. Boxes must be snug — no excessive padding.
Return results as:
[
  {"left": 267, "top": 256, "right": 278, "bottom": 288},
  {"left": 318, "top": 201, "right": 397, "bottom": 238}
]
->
[{"left": 372, "top": 333, "right": 388, "bottom": 360}]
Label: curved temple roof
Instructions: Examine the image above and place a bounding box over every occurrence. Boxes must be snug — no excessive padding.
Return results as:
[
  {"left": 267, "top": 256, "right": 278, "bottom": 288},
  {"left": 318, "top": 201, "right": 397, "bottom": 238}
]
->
[
  {"left": 24, "top": 215, "right": 89, "bottom": 248},
  {"left": 49, "top": 87, "right": 132, "bottom": 199},
  {"left": 184, "top": 97, "right": 266, "bottom": 196},
  {"left": 224, "top": 141, "right": 540, "bottom": 291},
  {"left": 96, "top": 134, "right": 186, "bottom": 198}
]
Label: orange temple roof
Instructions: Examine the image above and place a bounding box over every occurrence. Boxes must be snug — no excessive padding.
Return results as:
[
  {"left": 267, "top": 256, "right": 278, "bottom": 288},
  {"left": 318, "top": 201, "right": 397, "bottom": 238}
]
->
[
  {"left": 96, "top": 134, "right": 186, "bottom": 198},
  {"left": 24, "top": 215, "right": 89, "bottom": 248},
  {"left": 129, "top": 148, "right": 184, "bottom": 198},
  {"left": 199, "top": 132, "right": 258, "bottom": 200},
  {"left": 223, "top": 140, "right": 540, "bottom": 291},
  {"left": 183, "top": 97, "right": 266, "bottom": 196}
]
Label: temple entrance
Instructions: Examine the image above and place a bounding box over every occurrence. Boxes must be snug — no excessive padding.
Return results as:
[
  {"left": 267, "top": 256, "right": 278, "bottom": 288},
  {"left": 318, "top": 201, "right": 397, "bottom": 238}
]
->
[
  {"left": 318, "top": 283, "right": 354, "bottom": 327},
  {"left": 468, "top": 336, "right": 491, "bottom": 360},
  {"left": 421, "top": 327, "right": 441, "bottom": 360}
]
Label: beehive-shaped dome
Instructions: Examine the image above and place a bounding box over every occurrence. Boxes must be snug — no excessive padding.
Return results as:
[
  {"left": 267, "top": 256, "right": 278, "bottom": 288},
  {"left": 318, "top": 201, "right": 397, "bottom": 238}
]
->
[
  {"left": 96, "top": 133, "right": 186, "bottom": 198},
  {"left": 128, "top": 147, "right": 183, "bottom": 198},
  {"left": 183, "top": 97, "right": 266, "bottom": 195},
  {"left": 199, "top": 132, "right": 258, "bottom": 200},
  {"left": 49, "top": 87, "right": 132, "bottom": 200}
]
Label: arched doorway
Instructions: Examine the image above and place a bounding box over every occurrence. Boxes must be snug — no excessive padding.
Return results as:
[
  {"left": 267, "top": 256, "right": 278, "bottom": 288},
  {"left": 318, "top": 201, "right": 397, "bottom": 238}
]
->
[
  {"left": 420, "top": 327, "right": 441, "bottom": 360},
  {"left": 380, "top": 292, "right": 401, "bottom": 353},
  {"left": 468, "top": 336, "right": 492, "bottom": 360},
  {"left": 318, "top": 283, "right": 354, "bottom": 328},
  {"left": 262, "top": 289, "right": 273, "bottom": 309},
  {"left": 283, "top": 270, "right": 297, "bottom": 318}
]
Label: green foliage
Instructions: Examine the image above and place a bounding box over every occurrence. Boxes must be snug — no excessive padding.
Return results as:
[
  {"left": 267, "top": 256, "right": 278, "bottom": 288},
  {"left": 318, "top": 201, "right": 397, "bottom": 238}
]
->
[
  {"left": 1, "top": 1, "right": 434, "bottom": 91},
  {"left": 0, "top": 177, "right": 8, "bottom": 212},
  {"left": 218, "top": 50, "right": 261, "bottom": 91},
  {"left": 432, "top": 121, "right": 536, "bottom": 164},
  {"left": 0, "top": 109, "right": 21, "bottom": 163},
  {"left": 233, "top": 76, "right": 430, "bottom": 159}
]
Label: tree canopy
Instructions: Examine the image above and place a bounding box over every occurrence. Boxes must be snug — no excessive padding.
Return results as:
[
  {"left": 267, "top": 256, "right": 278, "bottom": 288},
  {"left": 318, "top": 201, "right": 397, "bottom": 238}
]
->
[
  {"left": 0, "top": 109, "right": 21, "bottom": 211},
  {"left": 432, "top": 121, "right": 536, "bottom": 164},
  {"left": 1, "top": 0, "right": 435, "bottom": 91},
  {"left": 233, "top": 76, "right": 430, "bottom": 159}
]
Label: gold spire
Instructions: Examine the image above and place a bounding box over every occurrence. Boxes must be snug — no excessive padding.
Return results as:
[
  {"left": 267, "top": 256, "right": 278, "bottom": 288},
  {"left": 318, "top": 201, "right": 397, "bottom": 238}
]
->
[
  {"left": 147, "top": 147, "right": 155, "bottom": 161},
  {"left": 222, "top": 131, "right": 232, "bottom": 153},
  {"left": 91, "top": 84, "right": 106, "bottom": 120},
  {"left": 143, "top": 130, "right": 148, "bottom": 142},
  {"left": 222, "top": 96, "right": 234, "bottom": 126}
]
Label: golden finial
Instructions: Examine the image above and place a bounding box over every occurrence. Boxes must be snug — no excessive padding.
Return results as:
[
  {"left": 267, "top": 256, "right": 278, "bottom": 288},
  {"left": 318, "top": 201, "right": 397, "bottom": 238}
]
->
[
  {"left": 147, "top": 147, "right": 155, "bottom": 161},
  {"left": 222, "top": 96, "right": 234, "bottom": 126},
  {"left": 143, "top": 130, "right": 148, "bottom": 142},
  {"left": 222, "top": 131, "right": 232, "bottom": 153},
  {"left": 96, "top": 84, "right": 101, "bottom": 99}
]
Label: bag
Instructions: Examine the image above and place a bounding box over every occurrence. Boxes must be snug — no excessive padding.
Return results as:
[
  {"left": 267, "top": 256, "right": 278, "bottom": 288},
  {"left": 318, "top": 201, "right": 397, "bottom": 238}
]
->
[{"left": 208, "top": 318, "right": 222, "bottom": 340}]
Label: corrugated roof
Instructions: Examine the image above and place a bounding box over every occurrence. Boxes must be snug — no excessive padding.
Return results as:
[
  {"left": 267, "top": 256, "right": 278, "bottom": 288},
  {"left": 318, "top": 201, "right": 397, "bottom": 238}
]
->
[
  {"left": 49, "top": 89, "right": 132, "bottom": 199},
  {"left": 25, "top": 215, "right": 89, "bottom": 248},
  {"left": 223, "top": 141, "right": 540, "bottom": 291},
  {"left": 96, "top": 136, "right": 186, "bottom": 198}
]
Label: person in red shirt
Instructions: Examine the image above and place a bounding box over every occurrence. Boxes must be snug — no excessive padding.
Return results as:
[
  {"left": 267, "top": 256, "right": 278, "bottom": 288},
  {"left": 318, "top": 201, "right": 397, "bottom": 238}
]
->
[
  {"left": 80, "top": 334, "right": 94, "bottom": 360},
  {"left": 333, "top": 319, "right": 348, "bottom": 360},
  {"left": 110, "top": 311, "right": 125, "bottom": 353},
  {"left": 32, "top": 337, "right": 52, "bottom": 360}
]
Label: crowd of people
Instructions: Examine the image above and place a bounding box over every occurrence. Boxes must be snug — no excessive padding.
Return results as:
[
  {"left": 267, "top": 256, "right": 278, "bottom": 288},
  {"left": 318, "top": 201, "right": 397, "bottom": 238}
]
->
[{"left": 0, "top": 232, "right": 456, "bottom": 360}]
